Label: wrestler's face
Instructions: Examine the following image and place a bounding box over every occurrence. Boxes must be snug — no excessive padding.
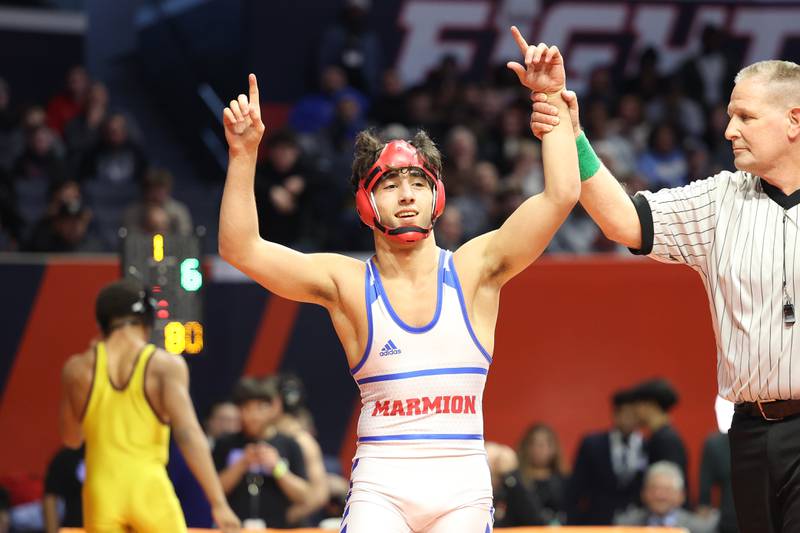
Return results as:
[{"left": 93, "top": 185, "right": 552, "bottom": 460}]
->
[
  {"left": 725, "top": 76, "right": 794, "bottom": 178},
  {"left": 372, "top": 168, "right": 434, "bottom": 230}
]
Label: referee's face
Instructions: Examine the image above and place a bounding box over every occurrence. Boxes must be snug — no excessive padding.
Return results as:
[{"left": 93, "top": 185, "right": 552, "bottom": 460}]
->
[{"left": 725, "top": 76, "right": 790, "bottom": 177}]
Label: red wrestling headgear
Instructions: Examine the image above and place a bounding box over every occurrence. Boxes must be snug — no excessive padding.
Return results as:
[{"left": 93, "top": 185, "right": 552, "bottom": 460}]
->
[{"left": 355, "top": 140, "right": 446, "bottom": 243}]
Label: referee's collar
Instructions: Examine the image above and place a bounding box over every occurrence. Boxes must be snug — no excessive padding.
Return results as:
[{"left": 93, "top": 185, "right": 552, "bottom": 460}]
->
[{"left": 761, "top": 178, "right": 800, "bottom": 210}]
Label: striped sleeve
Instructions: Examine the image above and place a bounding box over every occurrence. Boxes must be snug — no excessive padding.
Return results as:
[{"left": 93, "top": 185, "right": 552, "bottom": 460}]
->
[{"left": 630, "top": 176, "right": 719, "bottom": 268}]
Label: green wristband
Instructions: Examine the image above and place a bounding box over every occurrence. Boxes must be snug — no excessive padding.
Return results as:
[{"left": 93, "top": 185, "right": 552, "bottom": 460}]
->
[{"left": 576, "top": 131, "right": 601, "bottom": 182}]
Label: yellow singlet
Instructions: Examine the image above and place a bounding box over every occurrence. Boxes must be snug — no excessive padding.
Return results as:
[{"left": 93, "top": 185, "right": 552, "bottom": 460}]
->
[{"left": 81, "top": 342, "right": 186, "bottom": 532}]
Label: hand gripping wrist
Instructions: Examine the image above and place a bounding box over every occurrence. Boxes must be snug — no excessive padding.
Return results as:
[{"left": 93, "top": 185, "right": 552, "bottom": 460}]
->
[{"left": 576, "top": 131, "right": 601, "bottom": 182}]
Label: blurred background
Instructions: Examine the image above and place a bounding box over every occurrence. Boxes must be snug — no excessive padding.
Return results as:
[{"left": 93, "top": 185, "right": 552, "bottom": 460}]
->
[{"left": 0, "top": 0, "right": 798, "bottom": 530}]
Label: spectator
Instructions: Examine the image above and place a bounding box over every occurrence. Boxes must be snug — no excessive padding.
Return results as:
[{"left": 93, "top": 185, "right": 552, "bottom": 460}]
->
[
  {"left": 0, "top": 169, "right": 22, "bottom": 249},
  {"left": 435, "top": 203, "right": 465, "bottom": 251},
  {"left": 566, "top": 389, "right": 647, "bottom": 525},
  {"left": 289, "top": 66, "right": 368, "bottom": 136},
  {"left": 615, "top": 462, "right": 717, "bottom": 532},
  {"left": 500, "top": 423, "right": 567, "bottom": 526},
  {"left": 369, "top": 69, "right": 407, "bottom": 126},
  {"left": 0, "top": 77, "right": 20, "bottom": 172},
  {"left": 608, "top": 92, "right": 650, "bottom": 154},
  {"left": 64, "top": 82, "right": 110, "bottom": 157},
  {"left": 12, "top": 124, "right": 65, "bottom": 181},
  {"left": 450, "top": 160, "right": 498, "bottom": 240},
  {"left": 213, "top": 377, "right": 310, "bottom": 529},
  {"left": 42, "top": 446, "right": 85, "bottom": 533},
  {"left": 79, "top": 113, "right": 147, "bottom": 184},
  {"left": 25, "top": 192, "right": 102, "bottom": 252},
  {"left": 636, "top": 123, "right": 689, "bottom": 189},
  {"left": 442, "top": 125, "right": 479, "bottom": 197},
  {"left": 254, "top": 130, "right": 315, "bottom": 248},
  {"left": 628, "top": 378, "right": 689, "bottom": 500},
  {"left": 679, "top": 25, "right": 737, "bottom": 110},
  {"left": 318, "top": 0, "right": 383, "bottom": 96},
  {"left": 122, "top": 167, "right": 193, "bottom": 235},
  {"left": 646, "top": 76, "right": 706, "bottom": 139},
  {"left": 485, "top": 441, "right": 518, "bottom": 525},
  {"left": 205, "top": 401, "right": 242, "bottom": 450},
  {"left": 623, "top": 47, "right": 665, "bottom": 105},
  {"left": 270, "top": 374, "right": 330, "bottom": 527},
  {"left": 46, "top": 65, "right": 89, "bottom": 135}
]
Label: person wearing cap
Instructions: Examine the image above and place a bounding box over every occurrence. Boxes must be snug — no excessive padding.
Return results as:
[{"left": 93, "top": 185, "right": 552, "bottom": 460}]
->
[
  {"left": 566, "top": 388, "right": 647, "bottom": 525},
  {"left": 627, "top": 378, "right": 689, "bottom": 500},
  {"left": 218, "top": 27, "right": 578, "bottom": 532},
  {"left": 59, "top": 279, "right": 240, "bottom": 533}
]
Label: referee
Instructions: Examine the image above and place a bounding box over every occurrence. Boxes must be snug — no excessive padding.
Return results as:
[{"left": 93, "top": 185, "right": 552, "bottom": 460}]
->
[{"left": 524, "top": 56, "right": 800, "bottom": 533}]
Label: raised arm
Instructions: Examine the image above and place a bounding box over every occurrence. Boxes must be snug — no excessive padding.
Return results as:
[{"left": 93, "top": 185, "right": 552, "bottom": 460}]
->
[
  {"left": 218, "top": 74, "right": 354, "bottom": 306},
  {"left": 462, "top": 27, "right": 579, "bottom": 286},
  {"left": 160, "top": 355, "right": 240, "bottom": 533},
  {"left": 530, "top": 90, "right": 642, "bottom": 249}
]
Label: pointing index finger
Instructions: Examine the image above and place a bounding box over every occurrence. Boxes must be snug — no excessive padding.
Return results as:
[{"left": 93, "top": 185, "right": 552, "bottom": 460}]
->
[
  {"left": 510, "top": 26, "right": 529, "bottom": 55},
  {"left": 248, "top": 73, "right": 260, "bottom": 109}
]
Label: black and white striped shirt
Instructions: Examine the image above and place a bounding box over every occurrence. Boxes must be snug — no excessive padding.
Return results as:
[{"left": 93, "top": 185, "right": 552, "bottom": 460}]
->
[{"left": 632, "top": 170, "right": 800, "bottom": 402}]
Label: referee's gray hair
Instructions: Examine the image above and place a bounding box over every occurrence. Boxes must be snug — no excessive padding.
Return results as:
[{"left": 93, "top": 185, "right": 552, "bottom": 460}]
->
[
  {"left": 735, "top": 60, "right": 800, "bottom": 108},
  {"left": 735, "top": 60, "right": 800, "bottom": 84},
  {"left": 644, "top": 461, "right": 685, "bottom": 491}
]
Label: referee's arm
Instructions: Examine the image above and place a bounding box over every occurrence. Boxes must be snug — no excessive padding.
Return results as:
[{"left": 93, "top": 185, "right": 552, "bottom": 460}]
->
[
  {"left": 580, "top": 166, "right": 644, "bottom": 250},
  {"left": 531, "top": 91, "right": 644, "bottom": 250}
]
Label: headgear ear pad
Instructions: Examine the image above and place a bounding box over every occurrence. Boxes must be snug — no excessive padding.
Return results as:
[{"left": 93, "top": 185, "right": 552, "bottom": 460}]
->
[
  {"left": 96, "top": 279, "right": 156, "bottom": 335},
  {"left": 355, "top": 140, "right": 446, "bottom": 240}
]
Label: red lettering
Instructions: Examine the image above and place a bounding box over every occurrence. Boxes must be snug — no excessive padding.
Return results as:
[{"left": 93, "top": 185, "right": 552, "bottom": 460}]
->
[
  {"left": 390, "top": 399, "right": 405, "bottom": 416},
  {"left": 464, "top": 395, "right": 476, "bottom": 414},
  {"left": 443, "top": 395, "right": 451, "bottom": 414},
  {"left": 422, "top": 396, "right": 442, "bottom": 414},
  {"left": 451, "top": 396, "right": 464, "bottom": 413},
  {"left": 372, "top": 401, "right": 390, "bottom": 416},
  {"left": 406, "top": 398, "right": 422, "bottom": 416}
]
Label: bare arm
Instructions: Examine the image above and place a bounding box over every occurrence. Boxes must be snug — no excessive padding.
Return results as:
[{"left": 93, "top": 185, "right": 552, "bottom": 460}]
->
[
  {"left": 287, "top": 433, "right": 330, "bottom": 524},
  {"left": 460, "top": 29, "right": 580, "bottom": 286},
  {"left": 274, "top": 465, "right": 311, "bottom": 504},
  {"left": 59, "top": 357, "right": 84, "bottom": 449},
  {"left": 42, "top": 494, "right": 59, "bottom": 533},
  {"left": 218, "top": 452, "right": 250, "bottom": 494},
  {"left": 218, "top": 74, "right": 349, "bottom": 306},
  {"left": 530, "top": 90, "right": 642, "bottom": 248},
  {"left": 160, "top": 355, "right": 240, "bottom": 532}
]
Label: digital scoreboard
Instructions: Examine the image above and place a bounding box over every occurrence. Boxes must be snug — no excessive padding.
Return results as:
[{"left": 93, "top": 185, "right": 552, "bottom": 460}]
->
[{"left": 120, "top": 229, "right": 205, "bottom": 355}]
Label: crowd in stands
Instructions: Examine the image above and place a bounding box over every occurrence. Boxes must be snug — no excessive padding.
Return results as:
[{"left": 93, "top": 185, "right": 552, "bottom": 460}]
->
[
  {"left": 0, "top": 374, "right": 734, "bottom": 531},
  {"left": 0, "top": 66, "right": 193, "bottom": 252},
  {"left": 0, "top": 16, "right": 742, "bottom": 255}
]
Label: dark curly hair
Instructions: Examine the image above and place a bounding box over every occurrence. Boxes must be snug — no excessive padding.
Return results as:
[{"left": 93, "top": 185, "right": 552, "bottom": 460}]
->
[{"left": 349, "top": 129, "right": 443, "bottom": 192}]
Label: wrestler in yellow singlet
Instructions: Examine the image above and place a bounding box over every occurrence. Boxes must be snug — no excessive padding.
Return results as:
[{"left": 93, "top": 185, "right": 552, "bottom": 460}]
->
[{"left": 81, "top": 342, "right": 186, "bottom": 532}]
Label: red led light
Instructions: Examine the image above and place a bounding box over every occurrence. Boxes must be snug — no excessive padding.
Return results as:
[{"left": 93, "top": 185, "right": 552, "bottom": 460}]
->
[
  {"left": 158, "top": 299, "right": 169, "bottom": 308},
  {"left": 157, "top": 310, "right": 170, "bottom": 319}
]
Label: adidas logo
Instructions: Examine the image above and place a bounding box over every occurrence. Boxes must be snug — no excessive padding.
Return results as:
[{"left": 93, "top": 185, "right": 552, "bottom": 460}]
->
[{"left": 379, "top": 339, "right": 402, "bottom": 356}]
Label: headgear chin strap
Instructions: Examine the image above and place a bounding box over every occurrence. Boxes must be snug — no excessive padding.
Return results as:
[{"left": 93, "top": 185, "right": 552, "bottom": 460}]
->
[{"left": 355, "top": 140, "right": 446, "bottom": 243}]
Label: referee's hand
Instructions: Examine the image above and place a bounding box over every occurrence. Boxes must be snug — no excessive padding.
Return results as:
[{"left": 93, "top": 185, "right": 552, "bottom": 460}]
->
[{"left": 529, "top": 90, "right": 582, "bottom": 140}]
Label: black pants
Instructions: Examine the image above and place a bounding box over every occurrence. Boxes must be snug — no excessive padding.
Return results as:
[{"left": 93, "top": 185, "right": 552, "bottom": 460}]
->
[{"left": 729, "top": 411, "right": 800, "bottom": 533}]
